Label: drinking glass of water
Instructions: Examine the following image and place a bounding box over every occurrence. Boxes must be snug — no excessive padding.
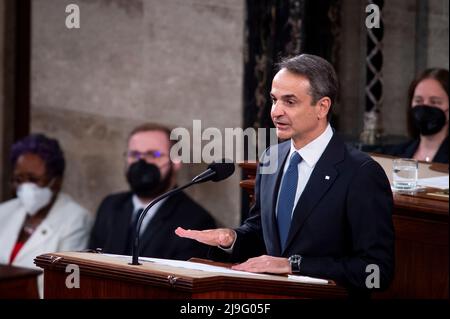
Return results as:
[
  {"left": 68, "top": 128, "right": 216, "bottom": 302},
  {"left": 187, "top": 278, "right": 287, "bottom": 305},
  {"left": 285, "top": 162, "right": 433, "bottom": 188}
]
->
[{"left": 392, "top": 158, "right": 418, "bottom": 191}]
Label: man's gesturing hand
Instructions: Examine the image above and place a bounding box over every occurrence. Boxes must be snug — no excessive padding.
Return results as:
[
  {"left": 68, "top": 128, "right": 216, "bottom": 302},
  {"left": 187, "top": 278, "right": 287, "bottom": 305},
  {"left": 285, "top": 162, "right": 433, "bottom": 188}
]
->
[{"left": 175, "top": 227, "right": 236, "bottom": 248}]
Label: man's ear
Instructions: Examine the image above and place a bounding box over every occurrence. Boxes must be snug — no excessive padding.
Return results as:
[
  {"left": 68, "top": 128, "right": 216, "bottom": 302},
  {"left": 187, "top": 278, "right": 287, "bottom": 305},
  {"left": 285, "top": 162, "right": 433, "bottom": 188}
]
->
[
  {"left": 317, "top": 97, "right": 331, "bottom": 120},
  {"left": 171, "top": 158, "right": 182, "bottom": 172}
]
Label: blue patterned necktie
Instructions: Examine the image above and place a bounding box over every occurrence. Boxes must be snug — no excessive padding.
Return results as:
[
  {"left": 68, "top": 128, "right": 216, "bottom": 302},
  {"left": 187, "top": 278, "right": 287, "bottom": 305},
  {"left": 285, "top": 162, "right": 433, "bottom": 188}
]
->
[{"left": 277, "top": 152, "right": 302, "bottom": 251}]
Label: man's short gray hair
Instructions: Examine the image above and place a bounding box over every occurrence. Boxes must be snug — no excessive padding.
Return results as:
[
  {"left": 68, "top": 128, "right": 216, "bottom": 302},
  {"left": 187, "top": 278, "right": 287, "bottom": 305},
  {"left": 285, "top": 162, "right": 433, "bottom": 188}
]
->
[{"left": 277, "top": 54, "right": 339, "bottom": 108}]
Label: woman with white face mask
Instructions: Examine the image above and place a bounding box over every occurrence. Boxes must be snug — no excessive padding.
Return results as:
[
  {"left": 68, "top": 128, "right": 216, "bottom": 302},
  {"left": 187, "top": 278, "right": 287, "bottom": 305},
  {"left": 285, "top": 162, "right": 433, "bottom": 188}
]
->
[{"left": 0, "top": 133, "right": 93, "bottom": 298}]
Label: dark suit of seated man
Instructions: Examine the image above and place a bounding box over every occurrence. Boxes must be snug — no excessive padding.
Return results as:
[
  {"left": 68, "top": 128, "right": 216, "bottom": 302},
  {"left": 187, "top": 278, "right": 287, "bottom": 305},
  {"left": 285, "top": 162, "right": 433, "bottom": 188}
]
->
[
  {"left": 176, "top": 54, "right": 395, "bottom": 298},
  {"left": 89, "top": 123, "right": 216, "bottom": 260}
]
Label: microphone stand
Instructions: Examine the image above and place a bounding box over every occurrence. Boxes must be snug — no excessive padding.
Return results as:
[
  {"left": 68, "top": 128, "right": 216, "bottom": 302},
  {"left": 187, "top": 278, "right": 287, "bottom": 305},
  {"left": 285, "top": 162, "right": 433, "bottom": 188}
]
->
[{"left": 130, "top": 169, "right": 215, "bottom": 265}]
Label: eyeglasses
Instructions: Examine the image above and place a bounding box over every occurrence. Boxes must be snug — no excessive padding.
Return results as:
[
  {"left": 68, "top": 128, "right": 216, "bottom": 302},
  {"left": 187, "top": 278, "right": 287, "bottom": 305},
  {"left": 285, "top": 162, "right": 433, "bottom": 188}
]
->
[{"left": 125, "top": 150, "right": 167, "bottom": 162}]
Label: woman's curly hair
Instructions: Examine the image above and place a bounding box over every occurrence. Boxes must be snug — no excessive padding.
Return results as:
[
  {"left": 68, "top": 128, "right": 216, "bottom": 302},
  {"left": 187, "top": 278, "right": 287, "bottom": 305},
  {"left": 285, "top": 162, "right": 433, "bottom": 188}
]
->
[{"left": 10, "top": 133, "right": 65, "bottom": 178}]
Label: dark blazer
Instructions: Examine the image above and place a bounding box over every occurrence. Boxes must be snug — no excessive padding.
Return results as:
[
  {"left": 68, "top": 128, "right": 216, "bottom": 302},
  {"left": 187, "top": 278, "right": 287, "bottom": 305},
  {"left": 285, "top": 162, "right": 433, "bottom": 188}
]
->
[
  {"left": 89, "top": 191, "right": 216, "bottom": 260},
  {"left": 382, "top": 136, "right": 449, "bottom": 164},
  {"left": 212, "top": 133, "right": 395, "bottom": 293}
]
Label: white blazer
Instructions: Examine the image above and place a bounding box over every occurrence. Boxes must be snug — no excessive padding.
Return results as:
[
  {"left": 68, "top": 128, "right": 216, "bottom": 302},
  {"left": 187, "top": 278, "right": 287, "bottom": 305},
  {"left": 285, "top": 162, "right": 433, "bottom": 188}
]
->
[{"left": 0, "top": 192, "right": 93, "bottom": 297}]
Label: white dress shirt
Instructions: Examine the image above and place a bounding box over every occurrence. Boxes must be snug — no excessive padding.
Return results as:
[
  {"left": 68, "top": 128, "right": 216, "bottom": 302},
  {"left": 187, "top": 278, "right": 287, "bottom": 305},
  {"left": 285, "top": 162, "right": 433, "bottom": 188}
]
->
[
  {"left": 276, "top": 124, "right": 334, "bottom": 217},
  {"left": 131, "top": 195, "right": 166, "bottom": 235}
]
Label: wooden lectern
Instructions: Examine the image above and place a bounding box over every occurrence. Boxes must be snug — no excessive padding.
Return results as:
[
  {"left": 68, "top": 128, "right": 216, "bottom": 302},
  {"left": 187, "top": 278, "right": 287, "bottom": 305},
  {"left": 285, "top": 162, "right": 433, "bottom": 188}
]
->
[
  {"left": 35, "top": 252, "right": 347, "bottom": 299},
  {"left": 0, "top": 264, "right": 41, "bottom": 299}
]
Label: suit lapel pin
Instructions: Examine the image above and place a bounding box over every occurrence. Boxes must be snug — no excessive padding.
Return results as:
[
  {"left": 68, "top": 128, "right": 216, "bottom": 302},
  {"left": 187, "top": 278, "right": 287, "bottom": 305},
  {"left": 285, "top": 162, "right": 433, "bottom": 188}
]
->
[{"left": 325, "top": 175, "right": 330, "bottom": 180}]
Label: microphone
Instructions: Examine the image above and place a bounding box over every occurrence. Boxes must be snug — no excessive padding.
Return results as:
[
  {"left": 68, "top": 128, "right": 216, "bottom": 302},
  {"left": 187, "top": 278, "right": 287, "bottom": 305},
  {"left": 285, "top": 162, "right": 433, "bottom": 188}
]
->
[
  {"left": 130, "top": 159, "right": 235, "bottom": 265},
  {"left": 191, "top": 160, "right": 235, "bottom": 184}
]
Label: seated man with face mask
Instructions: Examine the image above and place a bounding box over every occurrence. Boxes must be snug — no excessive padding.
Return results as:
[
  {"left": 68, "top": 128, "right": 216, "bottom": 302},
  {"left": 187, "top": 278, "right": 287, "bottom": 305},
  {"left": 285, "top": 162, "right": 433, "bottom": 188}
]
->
[
  {"left": 89, "top": 123, "right": 216, "bottom": 260},
  {"left": 0, "top": 133, "right": 93, "bottom": 297}
]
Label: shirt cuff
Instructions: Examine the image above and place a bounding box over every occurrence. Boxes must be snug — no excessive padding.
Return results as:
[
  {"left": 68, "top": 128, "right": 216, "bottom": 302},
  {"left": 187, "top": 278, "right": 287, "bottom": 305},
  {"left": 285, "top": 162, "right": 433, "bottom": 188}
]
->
[{"left": 217, "top": 230, "right": 237, "bottom": 253}]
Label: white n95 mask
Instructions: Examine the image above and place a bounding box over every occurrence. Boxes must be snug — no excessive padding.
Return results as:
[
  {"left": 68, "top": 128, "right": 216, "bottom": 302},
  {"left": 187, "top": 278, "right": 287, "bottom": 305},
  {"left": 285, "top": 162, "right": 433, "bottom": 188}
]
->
[{"left": 17, "top": 182, "right": 53, "bottom": 216}]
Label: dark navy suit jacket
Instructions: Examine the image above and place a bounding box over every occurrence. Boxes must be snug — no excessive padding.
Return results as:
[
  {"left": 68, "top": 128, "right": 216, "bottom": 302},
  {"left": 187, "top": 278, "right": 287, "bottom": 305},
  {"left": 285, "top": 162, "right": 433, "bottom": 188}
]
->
[
  {"left": 89, "top": 191, "right": 216, "bottom": 260},
  {"left": 212, "top": 133, "right": 395, "bottom": 293}
]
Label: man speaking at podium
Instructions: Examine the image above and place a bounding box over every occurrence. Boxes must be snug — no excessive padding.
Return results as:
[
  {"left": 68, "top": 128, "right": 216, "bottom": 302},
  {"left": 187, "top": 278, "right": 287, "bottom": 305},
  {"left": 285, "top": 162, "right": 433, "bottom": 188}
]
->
[{"left": 176, "top": 54, "right": 395, "bottom": 297}]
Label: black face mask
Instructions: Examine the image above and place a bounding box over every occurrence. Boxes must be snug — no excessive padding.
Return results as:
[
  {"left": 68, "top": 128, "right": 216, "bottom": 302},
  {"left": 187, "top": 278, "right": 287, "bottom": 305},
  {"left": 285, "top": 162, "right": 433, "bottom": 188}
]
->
[
  {"left": 411, "top": 104, "right": 447, "bottom": 136},
  {"left": 126, "top": 159, "right": 172, "bottom": 198}
]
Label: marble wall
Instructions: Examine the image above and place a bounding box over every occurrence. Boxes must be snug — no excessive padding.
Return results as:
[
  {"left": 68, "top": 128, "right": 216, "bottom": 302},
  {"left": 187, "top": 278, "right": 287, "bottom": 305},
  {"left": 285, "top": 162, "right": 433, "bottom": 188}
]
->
[
  {"left": 428, "top": 0, "right": 449, "bottom": 69},
  {"left": 31, "top": 0, "right": 245, "bottom": 227},
  {"left": 381, "top": 0, "right": 418, "bottom": 136}
]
